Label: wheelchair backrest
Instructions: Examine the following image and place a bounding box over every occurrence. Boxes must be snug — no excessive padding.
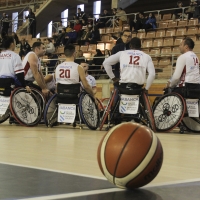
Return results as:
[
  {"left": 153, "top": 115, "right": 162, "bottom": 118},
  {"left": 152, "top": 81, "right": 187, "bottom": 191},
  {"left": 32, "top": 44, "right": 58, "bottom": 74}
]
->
[
  {"left": 0, "top": 78, "right": 14, "bottom": 96},
  {"left": 185, "top": 83, "right": 200, "bottom": 99}
]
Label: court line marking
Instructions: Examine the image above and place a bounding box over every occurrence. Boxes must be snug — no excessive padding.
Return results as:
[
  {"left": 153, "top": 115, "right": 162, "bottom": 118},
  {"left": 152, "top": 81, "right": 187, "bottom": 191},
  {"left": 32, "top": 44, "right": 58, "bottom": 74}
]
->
[
  {"left": 18, "top": 178, "right": 200, "bottom": 200},
  {"left": 0, "top": 161, "right": 107, "bottom": 180}
]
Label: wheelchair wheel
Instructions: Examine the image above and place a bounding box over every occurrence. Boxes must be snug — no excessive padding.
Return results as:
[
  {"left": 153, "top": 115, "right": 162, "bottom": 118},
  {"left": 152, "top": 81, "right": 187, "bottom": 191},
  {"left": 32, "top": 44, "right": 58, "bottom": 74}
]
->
[
  {"left": 141, "top": 92, "right": 156, "bottom": 132},
  {"left": 0, "top": 108, "right": 10, "bottom": 124},
  {"left": 79, "top": 92, "right": 100, "bottom": 130},
  {"left": 30, "top": 88, "right": 46, "bottom": 114},
  {"left": 10, "top": 88, "right": 42, "bottom": 126},
  {"left": 153, "top": 93, "right": 186, "bottom": 132},
  {"left": 44, "top": 94, "right": 58, "bottom": 127},
  {"left": 181, "top": 117, "right": 200, "bottom": 133}
]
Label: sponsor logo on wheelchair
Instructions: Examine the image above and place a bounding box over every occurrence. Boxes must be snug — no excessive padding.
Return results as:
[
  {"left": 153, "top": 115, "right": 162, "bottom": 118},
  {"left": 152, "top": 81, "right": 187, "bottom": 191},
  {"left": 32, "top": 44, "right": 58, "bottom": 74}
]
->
[
  {"left": 0, "top": 96, "right": 10, "bottom": 115},
  {"left": 58, "top": 104, "right": 76, "bottom": 123},
  {"left": 186, "top": 99, "right": 199, "bottom": 117}
]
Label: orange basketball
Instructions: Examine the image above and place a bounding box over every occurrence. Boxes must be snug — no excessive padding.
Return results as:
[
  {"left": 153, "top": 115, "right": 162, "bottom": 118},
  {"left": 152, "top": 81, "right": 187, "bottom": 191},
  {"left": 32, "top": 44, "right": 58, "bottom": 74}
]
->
[{"left": 97, "top": 122, "right": 163, "bottom": 189}]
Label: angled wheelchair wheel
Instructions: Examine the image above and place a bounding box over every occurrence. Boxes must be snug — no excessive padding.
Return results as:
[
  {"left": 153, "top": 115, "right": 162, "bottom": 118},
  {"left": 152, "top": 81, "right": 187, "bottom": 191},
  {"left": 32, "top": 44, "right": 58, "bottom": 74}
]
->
[
  {"left": 10, "top": 88, "right": 42, "bottom": 126},
  {"left": 153, "top": 93, "right": 186, "bottom": 132},
  {"left": 44, "top": 94, "right": 58, "bottom": 127},
  {"left": 79, "top": 92, "right": 100, "bottom": 130},
  {"left": 141, "top": 92, "right": 156, "bottom": 132},
  {"left": 0, "top": 108, "right": 10, "bottom": 124},
  {"left": 181, "top": 117, "right": 200, "bottom": 133}
]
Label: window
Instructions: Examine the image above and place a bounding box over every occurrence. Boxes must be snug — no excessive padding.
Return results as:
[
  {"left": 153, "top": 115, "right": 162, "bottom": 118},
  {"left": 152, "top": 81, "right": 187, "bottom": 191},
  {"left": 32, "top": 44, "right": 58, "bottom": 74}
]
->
[
  {"left": 36, "top": 33, "right": 40, "bottom": 38},
  {"left": 48, "top": 21, "right": 52, "bottom": 37},
  {"left": 12, "top": 12, "right": 18, "bottom": 32},
  {"left": 93, "top": 1, "right": 101, "bottom": 19},
  {"left": 77, "top": 4, "right": 84, "bottom": 12},
  {"left": 61, "top": 9, "right": 68, "bottom": 27}
]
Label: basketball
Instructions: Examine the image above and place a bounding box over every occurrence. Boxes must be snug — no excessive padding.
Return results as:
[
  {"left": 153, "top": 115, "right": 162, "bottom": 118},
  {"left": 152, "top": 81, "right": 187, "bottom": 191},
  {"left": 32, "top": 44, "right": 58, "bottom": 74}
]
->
[{"left": 97, "top": 122, "right": 163, "bottom": 189}]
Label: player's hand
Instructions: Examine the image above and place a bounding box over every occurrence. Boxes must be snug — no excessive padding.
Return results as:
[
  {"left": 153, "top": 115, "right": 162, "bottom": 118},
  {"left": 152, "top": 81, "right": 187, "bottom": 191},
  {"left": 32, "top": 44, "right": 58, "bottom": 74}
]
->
[
  {"left": 112, "top": 77, "right": 120, "bottom": 83},
  {"left": 25, "top": 86, "right": 31, "bottom": 93},
  {"left": 144, "top": 88, "right": 148, "bottom": 94},
  {"left": 42, "top": 89, "right": 50, "bottom": 98},
  {"left": 166, "top": 81, "right": 170, "bottom": 88}
]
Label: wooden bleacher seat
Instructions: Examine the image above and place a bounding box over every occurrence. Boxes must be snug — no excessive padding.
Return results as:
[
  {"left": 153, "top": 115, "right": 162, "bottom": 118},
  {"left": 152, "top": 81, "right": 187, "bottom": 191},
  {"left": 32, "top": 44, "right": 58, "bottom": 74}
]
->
[
  {"left": 114, "top": 26, "right": 123, "bottom": 33},
  {"left": 146, "top": 31, "right": 156, "bottom": 38},
  {"left": 83, "top": 52, "right": 91, "bottom": 60},
  {"left": 176, "top": 28, "right": 187, "bottom": 36},
  {"left": 162, "top": 13, "right": 172, "bottom": 21},
  {"left": 172, "top": 46, "right": 180, "bottom": 54},
  {"left": 105, "top": 28, "right": 113, "bottom": 34},
  {"left": 74, "top": 45, "right": 80, "bottom": 52},
  {"left": 163, "top": 37, "right": 174, "bottom": 47},
  {"left": 187, "top": 27, "right": 198, "bottom": 35},
  {"left": 137, "top": 32, "right": 146, "bottom": 39},
  {"left": 155, "top": 14, "right": 161, "bottom": 21},
  {"left": 168, "top": 21, "right": 177, "bottom": 28},
  {"left": 158, "top": 22, "right": 168, "bottom": 29},
  {"left": 123, "top": 24, "right": 130, "bottom": 30},
  {"left": 153, "top": 38, "right": 163, "bottom": 47},
  {"left": 152, "top": 58, "right": 159, "bottom": 67},
  {"left": 178, "top": 20, "right": 188, "bottom": 27},
  {"left": 88, "top": 44, "right": 96, "bottom": 52},
  {"left": 188, "top": 19, "right": 199, "bottom": 26},
  {"left": 141, "top": 48, "right": 149, "bottom": 54},
  {"left": 97, "top": 43, "right": 105, "bottom": 51},
  {"left": 156, "top": 30, "right": 165, "bottom": 38},
  {"left": 161, "top": 47, "right": 172, "bottom": 56},
  {"left": 174, "top": 37, "right": 184, "bottom": 46},
  {"left": 166, "top": 29, "right": 176, "bottom": 37},
  {"left": 80, "top": 45, "right": 88, "bottom": 52},
  {"left": 142, "top": 39, "right": 153, "bottom": 48},
  {"left": 105, "top": 43, "right": 115, "bottom": 50},
  {"left": 56, "top": 46, "right": 64, "bottom": 54},
  {"left": 99, "top": 28, "right": 106, "bottom": 34},
  {"left": 150, "top": 48, "right": 160, "bottom": 56},
  {"left": 101, "top": 35, "right": 110, "bottom": 42}
]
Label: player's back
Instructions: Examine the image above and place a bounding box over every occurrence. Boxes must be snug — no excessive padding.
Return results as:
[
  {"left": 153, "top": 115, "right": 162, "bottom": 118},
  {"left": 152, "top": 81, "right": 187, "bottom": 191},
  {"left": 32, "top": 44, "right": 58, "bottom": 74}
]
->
[
  {"left": 55, "top": 61, "right": 79, "bottom": 84},
  {"left": 119, "top": 50, "right": 152, "bottom": 85}
]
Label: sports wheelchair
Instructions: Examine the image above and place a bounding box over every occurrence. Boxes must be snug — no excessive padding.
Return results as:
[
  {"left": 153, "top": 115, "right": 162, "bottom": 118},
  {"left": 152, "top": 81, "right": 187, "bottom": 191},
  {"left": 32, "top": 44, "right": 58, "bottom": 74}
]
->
[
  {"left": 44, "top": 83, "right": 100, "bottom": 130},
  {"left": 99, "top": 83, "right": 156, "bottom": 131},
  {"left": 0, "top": 78, "right": 45, "bottom": 126},
  {"left": 153, "top": 84, "right": 200, "bottom": 133}
]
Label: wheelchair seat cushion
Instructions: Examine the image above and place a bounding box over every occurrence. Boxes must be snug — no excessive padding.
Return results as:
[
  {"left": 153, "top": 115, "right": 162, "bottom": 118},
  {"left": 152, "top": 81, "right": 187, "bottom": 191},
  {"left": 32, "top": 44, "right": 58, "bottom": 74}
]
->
[
  {"left": 185, "top": 83, "right": 200, "bottom": 99},
  {"left": 118, "top": 83, "right": 143, "bottom": 95},
  {"left": 0, "top": 78, "right": 14, "bottom": 96}
]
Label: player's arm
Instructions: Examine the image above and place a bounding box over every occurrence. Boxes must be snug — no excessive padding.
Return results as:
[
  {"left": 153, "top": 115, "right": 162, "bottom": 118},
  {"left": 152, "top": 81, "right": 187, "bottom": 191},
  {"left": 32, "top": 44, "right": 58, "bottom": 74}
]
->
[
  {"left": 91, "top": 77, "right": 97, "bottom": 95},
  {"left": 170, "top": 55, "right": 186, "bottom": 88},
  {"left": 103, "top": 51, "right": 121, "bottom": 81},
  {"left": 78, "top": 65, "right": 94, "bottom": 97},
  {"left": 146, "top": 57, "right": 156, "bottom": 90},
  {"left": 44, "top": 74, "right": 53, "bottom": 83}
]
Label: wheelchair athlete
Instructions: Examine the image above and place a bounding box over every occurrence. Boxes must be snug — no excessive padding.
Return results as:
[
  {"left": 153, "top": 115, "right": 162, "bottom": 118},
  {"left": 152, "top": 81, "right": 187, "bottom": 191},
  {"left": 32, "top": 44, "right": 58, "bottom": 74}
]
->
[
  {"left": 153, "top": 37, "right": 200, "bottom": 133},
  {"left": 103, "top": 37, "right": 155, "bottom": 127}
]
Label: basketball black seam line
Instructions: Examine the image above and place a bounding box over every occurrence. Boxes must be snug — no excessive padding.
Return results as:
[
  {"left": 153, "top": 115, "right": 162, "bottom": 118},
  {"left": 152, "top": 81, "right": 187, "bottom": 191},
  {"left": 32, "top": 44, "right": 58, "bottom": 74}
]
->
[
  {"left": 112, "top": 125, "right": 141, "bottom": 185},
  {"left": 114, "top": 126, "right": 153, "bottom": 181}
]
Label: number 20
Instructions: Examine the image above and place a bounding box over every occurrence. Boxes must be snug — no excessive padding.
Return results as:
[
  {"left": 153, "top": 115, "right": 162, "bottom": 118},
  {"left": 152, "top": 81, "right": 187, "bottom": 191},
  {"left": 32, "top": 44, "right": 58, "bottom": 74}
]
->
[
  {"left": 59, "top": 69, "right": 70, "bottom": 78},
  {"left": 129, "top": 56, "right": 140, "bottom": 65}
]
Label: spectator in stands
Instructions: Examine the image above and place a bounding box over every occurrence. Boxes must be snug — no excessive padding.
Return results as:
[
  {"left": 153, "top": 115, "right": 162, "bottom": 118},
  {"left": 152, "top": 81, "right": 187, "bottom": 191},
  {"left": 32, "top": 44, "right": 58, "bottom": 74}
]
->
[
  {"left": 63, "top": 28, "right": 77, "bottom": 46},
  {"left": 19, "top": 38, "right": 31, "bottom": 59},
  {"left": 193, "top": 0, "right": 200, "bottom": 18},
  {"left": 26, "top": 8, "right": 36, "bottom": 38},
  {"left": 92, "top": 49, "right": 104, "bottom": 77},
  {"left": 102, "top": 10, "right": 111, "bottom": 27},
  {"left": 73, "top": 20, "right": 82, "bottom": 40},
  {"left": 57, "top": 21, "right": 65, "bottom": 34},
  {"left": 77, "top": 8, "right": 87, "bottom": 23},
  {"left": 55, "top": 28, "right": 66, "bottom": 47},
  {"left": 143, "top": 13, "right": 157, "bottom": 31},
  {"left": 111, "top": 32, "right": 124, "bottom": 45},
  {"left": 66, "top": 21, "right": 73, "bottom": 33},
  {"left": 132, "top": 12, "right": 146, "bottom": 32},
  {"left": 172, "top": 1, "right": 187, "bottom": 20},
  {"left": 46, "top": 39, "right": 55, "bottom": 54},
  {"left": 87, "top": 14, "right": 94, "bottom": 28},
  {"left": 12, "top": 32, "right": 19, "bottom": 45},
  {"left": 116, "top": 8, "right": 128, "bottom": 26},
  {"left": 75, "top": 50, "right": 86, "bottom": 64},
  {"left": 88, "top": 26, "right": 100, "bottom": 44},
  {"left": 111, "top": 30, "right": 132, "bottom": 79},
  {"left": 106, "top": 8, "right": 118, "bottom": 27},
  {"left": 81, "top": 19, "right": 88, "bottom": 30},
  {"left": 46, "top": 53, "right": 58, "bottom": 72},
  {"left": 104, "top": 49, "right": 111, "bottom": 58},
  {"left": 186, "top": 0, "right": 198, "bottom": 19},
  {"left": 96, "top": 14, "right": 105, "bottom": 28},
  {"left": 1, "top": 13, "right": 9, "bottom": 35},
  {"left": 78, "top": 27, "right": 91, "bottom": 45},
  {"left": 37, "top": 38, "right": 41, "bottom": 42}
]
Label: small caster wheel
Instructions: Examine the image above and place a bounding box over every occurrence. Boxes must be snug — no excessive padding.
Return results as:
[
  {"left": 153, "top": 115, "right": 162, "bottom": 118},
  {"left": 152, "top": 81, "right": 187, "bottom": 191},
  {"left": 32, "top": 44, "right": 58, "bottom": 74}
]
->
[
  {"left": 79, "top": 126, "right": 83, "bottom": 129},
  {"left": 9, "top": 122, "right": 12, "bottom": 124},
  {"left": 73, "top": 123, "right": 76, "bottom": 127},
  {"left": 180, "top": 129, "right": 184, "bottom": 134}
]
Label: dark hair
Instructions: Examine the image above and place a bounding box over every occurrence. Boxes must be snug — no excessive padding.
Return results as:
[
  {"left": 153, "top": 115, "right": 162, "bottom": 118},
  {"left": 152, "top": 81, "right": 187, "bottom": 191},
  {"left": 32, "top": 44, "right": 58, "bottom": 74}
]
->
[
  {"left": 96, "top": 49, "right": 103, "bottom": 56},
  {"left": 183, "top": 37, "right": 195, "bottom": 49},
  {"left": 64, "top": 44, "right": 75, "bottom": 57},
  {"left": 130, "top": 37, "right": 142, "bottom": 49},
  {"left": 32, "top": 42, "right": 43, "bottom": 50},
  {"left": 47, "top": 38, "right": 52, "bottom": 42},
  {"left": 122, "top": 30, "right": 131, "bottom": 35},
  {"left": 2, "top": 36, "right": 14, "bottom": 49}
]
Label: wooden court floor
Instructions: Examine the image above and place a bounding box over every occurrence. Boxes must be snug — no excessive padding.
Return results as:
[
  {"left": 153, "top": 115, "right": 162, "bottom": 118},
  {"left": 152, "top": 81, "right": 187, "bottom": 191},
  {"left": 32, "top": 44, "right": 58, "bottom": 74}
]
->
[{"left": 0, "top": 122, "right": 200, "bottom": 199}]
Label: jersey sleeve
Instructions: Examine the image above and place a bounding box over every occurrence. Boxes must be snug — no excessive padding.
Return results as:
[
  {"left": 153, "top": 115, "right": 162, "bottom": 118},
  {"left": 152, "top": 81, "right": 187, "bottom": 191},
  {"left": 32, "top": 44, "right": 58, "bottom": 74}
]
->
[
  {"left": 13, "top": 54, "right": 24, "bottom": 74},
  {"left": 170, "top": 55, "right": 186, "bottom": 88},
  {"left": 146, "top": 56, "right": 156, "bottom": 90},
  {"left": 103, "top": 51, "right": 122, "bottom": 79},
  {"left": 91, "top": 76, "right": 96, "bottom": 88}
]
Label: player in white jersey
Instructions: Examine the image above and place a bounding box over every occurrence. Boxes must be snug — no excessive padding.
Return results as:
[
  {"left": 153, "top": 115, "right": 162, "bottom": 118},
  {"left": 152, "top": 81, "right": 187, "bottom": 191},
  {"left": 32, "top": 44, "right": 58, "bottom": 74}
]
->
[
  {"left": 103, "top": 37, "right": 155, "bottom": 92},
  {"left": 0, "top": 36, "right": 28, "bottom": 88},
  {"left": 80, "top": 61, "right": 97, "bottom": 95},
  {"left": 44, "top": 73, "right": 56, "bottom": 92},
  {"left": 55, "top": 45, "right": 94, "bottom": 98},
  {"left": 168, "top": 37, "right": 200, "bottom": 97},
  {"left": 22, "top": 42, "right": 50, "bottom": 97}
]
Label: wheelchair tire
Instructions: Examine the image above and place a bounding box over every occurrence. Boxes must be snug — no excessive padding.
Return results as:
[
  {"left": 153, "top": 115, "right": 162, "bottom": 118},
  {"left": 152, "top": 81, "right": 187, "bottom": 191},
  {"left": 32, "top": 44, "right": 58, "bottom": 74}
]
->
[
  {"left": 44, "top": 94, "right": 58, "bottom": 127},
  {"left": 153, "top": 93, "right": 186, "bottom": 132},
  {"left": 141, "top": 92, "right": 156, "bottom": 132},
  {"left": 181, "top": 117, "right": 200, "bottom": 133},
  {"left": 10, "top": 88, "right": 43, "bottom": 127},
  {"left": 0, "top": 108, "right": 10, "bottom": 124},
  {"left": 79, "top": 92, "right": 100, "bottom": 130}
]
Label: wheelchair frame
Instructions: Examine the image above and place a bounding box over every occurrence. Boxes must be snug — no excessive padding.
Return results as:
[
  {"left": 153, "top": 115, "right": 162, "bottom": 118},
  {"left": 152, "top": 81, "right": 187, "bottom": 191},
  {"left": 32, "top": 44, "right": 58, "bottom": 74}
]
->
[{"left": 99, "top": 89, "right": 156, "bottom": 131}]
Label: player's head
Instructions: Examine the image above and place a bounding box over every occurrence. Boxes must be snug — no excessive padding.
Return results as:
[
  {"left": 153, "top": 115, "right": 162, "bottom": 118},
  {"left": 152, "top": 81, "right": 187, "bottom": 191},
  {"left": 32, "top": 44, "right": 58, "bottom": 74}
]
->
[
  {"left": 2, "top": 36, "right": 15, "bottom": 50},
  {"left": 32, "top": 42, "right": 46, "bottom": 57},
  {"left": 130, "top": 37, "right": 142, "bottom": 50},
  {"left": 121, "top": 30, "right": 132, "bottom": 44},
  {"left": 179, "top": 37, "right": 194, "bottom": 54},
  {"left": 80, "top": 61, "right": 89, "bottom": 72},
  {"left": 64, "top": 44, "right": 76, "bottom": 58}
]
